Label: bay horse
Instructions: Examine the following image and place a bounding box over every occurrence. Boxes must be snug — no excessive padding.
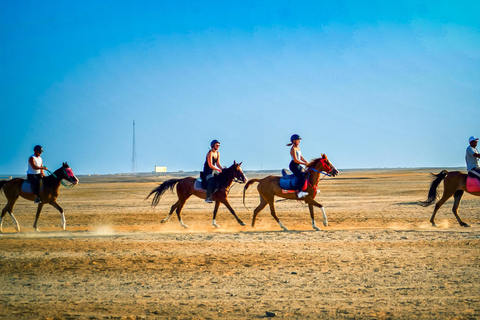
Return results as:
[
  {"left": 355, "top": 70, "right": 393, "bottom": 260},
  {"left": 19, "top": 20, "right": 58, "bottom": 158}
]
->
[
  {"left": 0, "top": 162, "right": 79, "bottom": 232},
  {"left": 146, "top": 161, "right": 247, "bottom": 228},
  {"left": 243, "top": 154, "right": 338, "bottom": 231},
  {"left": 420, "top": 170, "right": 480, "bottom": 227}
]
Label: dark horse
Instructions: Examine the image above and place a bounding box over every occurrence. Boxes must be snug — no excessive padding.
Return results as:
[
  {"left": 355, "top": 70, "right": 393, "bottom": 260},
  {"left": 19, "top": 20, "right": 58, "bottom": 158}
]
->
[
  {"left": 243, "top": 154, "right": 338, "bottom": 231},
  {"left": 420, "top": 170, "right": 480, "bottom": 227},
  {"left": 0, "top": 162, "right": 79, "bottom": 232},
  {"left": 146, "top": 161, "right": 247, "bottom": 228}
]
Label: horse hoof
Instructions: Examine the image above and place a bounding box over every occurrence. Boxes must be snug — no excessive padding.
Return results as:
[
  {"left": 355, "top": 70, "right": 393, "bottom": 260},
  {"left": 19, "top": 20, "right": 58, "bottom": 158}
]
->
[
  {"left": 313, "top": 227, "right": 321, "bottom": 231},
  {"left": 323, "top": 222, "right": 328, "bottom": 227},
  {"left": 239, "top": 222, "right": 246, "bottom": 226},
  {"left": 35, "top": 228, "right": 40, "bottom": 232},
  {"left": 462, "top": 223, "right": 471, "bottom": 227},
  {"left": 431, "top": 223, "right": 437, "bottom": 227},
  {"left": 213, "top": 224, "right": 221, "bottom": 228},
  {"left": 282, "top": 228, "right": 289, "bottom": 232}
]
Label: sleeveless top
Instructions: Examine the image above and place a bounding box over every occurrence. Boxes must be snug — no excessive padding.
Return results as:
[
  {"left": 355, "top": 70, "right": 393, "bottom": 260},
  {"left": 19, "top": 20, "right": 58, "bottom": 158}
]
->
[
  {"left": 27, "top": 154, "right": 42, "bottom": 174},
  {"left": 291, "top": 149, "right": 302, "bottom": 162},
  {"left": 203, "top": 152, "right": 219, "bottom": 175}
]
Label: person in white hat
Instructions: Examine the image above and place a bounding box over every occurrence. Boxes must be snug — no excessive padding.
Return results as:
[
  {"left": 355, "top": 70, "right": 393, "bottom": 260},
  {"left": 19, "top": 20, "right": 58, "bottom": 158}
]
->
[{"left": 465, "top": 136, "right": 480, "bottom": 180}]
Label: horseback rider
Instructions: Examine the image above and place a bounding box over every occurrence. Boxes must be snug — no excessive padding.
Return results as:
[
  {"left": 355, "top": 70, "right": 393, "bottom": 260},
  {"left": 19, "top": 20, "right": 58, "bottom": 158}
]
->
[
  {"left": 287, "top": 134, "right": 309, "bottom": 198},
  {"left": 27, "top": 145, "right": 48, "bottom": 203},
  {"left": 466, "top": 136, "right": 480, "bottom": 181},
  {"left": 203, "top": 139, "right": 223, "bottom": 203}
]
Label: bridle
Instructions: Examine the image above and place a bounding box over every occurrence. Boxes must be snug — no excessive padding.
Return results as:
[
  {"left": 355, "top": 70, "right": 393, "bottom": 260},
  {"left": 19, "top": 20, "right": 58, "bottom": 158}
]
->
[
  {"left": 46, "top": 168, "right": 77, "bottom": 188},
  {"left": 305, "top": 158, "right": 334, "bottom": 194}
]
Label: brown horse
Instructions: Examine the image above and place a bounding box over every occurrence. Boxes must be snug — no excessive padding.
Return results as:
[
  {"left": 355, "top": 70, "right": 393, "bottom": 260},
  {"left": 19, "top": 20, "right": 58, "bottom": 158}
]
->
[
  {"left": 420, "top": 170, "right": 480, "bottom": 227},
  {"left": 146, "top": 161, "right": 247, "bottom": 228},
  {"left": 243, "top": 154, "right": 338, "bottom": 231},
  {"left": 0, "top": 162, "right": 79, "bottom": 232}
]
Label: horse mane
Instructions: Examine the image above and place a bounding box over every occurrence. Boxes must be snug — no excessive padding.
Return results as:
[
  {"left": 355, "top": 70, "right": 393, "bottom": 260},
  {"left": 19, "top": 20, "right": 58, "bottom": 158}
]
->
[
  {"left": 306, "top": 157, "right": 322, "bottom": 168},
  {"left": 217, "top": 163, "right": 236, "bottom": 188}
]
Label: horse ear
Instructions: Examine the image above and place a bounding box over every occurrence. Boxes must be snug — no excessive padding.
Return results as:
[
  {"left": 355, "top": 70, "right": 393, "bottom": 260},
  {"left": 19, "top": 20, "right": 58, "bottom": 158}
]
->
[
  {"left": 234, "top": 160, "right": 237, "bottom": 165},
  {"left": 239, "top": 161, "right": 242, "bottom": 166}
]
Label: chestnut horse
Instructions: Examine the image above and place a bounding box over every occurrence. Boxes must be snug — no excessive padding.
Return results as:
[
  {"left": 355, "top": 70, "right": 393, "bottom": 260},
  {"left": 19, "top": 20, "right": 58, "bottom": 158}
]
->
[
  {"left": 0, "top": 162, "right": 79, "bottom": 232},
  {"left": 243, "top": 154, "right": 338, "bottom": 231},
  {"left": 420, "top": 170, "right": 480, "bottom": 227},
  {"left": 146, "top": 161, "right": 247, "bottom": 228}
]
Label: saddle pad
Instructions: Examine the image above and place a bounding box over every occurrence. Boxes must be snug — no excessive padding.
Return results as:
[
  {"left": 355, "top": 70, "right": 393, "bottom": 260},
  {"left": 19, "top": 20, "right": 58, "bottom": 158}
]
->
[
  {"left": 21, "top": 181, "right": 34, "bottom": 194},
  {"left": 279, "top": 176, "right": 298, "bottom": 190},
  {"left": 282, "top": 189, "right": 295, "bottom": 194},
  {"left": 194, "top": 178, "right": 206, "bottom": 192},
  {"left": 466, "top": 176, "right": 480, "bottom": 193}
]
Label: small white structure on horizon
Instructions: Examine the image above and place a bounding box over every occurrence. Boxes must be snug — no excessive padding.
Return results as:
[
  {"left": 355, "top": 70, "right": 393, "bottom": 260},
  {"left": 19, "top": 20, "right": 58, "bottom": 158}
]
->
[{"left": 155, "top": 166, "right": 167, "bottom": 173}]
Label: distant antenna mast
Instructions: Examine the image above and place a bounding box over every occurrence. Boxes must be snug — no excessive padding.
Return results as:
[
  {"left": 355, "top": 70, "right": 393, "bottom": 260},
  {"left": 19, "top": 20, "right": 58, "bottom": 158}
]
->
[{"left": 132, "top": 120, "right": 137, "bottom": 173}]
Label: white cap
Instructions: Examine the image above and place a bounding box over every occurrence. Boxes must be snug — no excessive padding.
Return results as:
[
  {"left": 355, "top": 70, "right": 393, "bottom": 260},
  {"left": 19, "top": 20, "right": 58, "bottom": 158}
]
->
[{"left": 469, "top": 136, "right": 479, "bottom": 142}]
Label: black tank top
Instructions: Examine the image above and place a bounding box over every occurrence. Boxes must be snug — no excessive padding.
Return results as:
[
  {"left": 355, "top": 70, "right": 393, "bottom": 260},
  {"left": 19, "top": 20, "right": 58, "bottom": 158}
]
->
[{"left": 203, "top": 152, "right": 218, "bottom": 175}]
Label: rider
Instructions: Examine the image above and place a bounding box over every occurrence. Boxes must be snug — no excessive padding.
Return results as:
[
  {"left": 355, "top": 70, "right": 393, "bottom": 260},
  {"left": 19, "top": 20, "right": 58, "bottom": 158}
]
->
[
  {"left": 287, "top": 134, "right": 309, "bottom": 198},
  {"left": 466, "top": 136, "right": 480, "bottom": 181},
  {"left": 27, "top": 145, "right": 48, "bottom": 204},
  {"left": 203, "top": 139, "right": 223, "bottom": 203}
]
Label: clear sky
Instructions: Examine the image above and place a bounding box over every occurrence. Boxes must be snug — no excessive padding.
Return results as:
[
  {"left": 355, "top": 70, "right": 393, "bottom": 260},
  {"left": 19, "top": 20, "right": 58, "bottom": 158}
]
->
[{"left": 1, "top": 0, "right": 479, "bottom": 175}]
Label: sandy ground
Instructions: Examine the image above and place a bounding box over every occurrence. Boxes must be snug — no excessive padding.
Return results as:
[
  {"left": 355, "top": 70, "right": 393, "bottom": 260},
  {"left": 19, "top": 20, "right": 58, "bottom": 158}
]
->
[{"left": 1, "top": 169, "right": 479, "bottom": 319}]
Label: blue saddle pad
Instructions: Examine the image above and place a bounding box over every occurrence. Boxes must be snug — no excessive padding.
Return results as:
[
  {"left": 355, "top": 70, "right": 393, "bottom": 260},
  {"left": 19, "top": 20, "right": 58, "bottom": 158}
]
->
[
  {"left": 279, "top": 174, "right": 299, "bottom": 190},
  {"left": 21, "top": 181, "right": 34, "bottom": 193}
]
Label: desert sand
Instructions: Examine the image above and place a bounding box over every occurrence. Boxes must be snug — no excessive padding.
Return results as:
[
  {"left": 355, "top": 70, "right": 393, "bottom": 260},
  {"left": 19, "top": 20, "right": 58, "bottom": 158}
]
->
[{"left": 1, "top": 169, "right": 479, "bottom": 319}]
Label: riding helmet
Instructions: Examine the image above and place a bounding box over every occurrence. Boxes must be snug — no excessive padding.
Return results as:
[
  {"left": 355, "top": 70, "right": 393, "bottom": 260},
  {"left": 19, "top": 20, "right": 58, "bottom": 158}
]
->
[
  {"left": 290, "top": 134, "right": 302, "bottom": 142},
  {"left": 33, "top": 145, "right": 43, "bottom": 153},
  {"left": 210, "top": 139, "right": 220, "bottom": 148}
]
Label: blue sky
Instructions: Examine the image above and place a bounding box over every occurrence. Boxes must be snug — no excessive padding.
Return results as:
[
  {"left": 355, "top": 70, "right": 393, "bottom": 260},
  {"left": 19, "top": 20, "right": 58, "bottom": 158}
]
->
[{"left": 1, "top": 0, "right": 479, "bottom": 174}]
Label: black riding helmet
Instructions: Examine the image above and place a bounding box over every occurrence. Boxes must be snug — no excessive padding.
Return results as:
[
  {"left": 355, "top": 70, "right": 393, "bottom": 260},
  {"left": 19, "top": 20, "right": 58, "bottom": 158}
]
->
[
  {"left": 210, "top": 139, "right": 220, "bottom": 148},
  {"left": 290, "top": 134, "right": 302, "bottom": 142},
  {"left": 33, "top": 145, "right": 43, "bottom": 153}
]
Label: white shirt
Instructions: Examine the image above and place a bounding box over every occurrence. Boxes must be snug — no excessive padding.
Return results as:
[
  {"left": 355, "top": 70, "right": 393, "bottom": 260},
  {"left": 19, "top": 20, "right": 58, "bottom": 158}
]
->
[{"left": 27, "top": 154, "right": 43, "bottom": 174}]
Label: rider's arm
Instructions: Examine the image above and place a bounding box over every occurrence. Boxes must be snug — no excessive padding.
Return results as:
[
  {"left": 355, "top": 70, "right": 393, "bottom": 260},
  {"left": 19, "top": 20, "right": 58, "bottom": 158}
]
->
[
  {"left": 29, "top": 157, "right": 46, "bottom": 170},
  {"left": 216, "top": 152, "right": 222, "bottom": 171},
  {"left": 207, "top": 151, "right": 222, "bottom": 173},
  {"left": 291, "top": 147, "right": 307, "bottom": 165}
]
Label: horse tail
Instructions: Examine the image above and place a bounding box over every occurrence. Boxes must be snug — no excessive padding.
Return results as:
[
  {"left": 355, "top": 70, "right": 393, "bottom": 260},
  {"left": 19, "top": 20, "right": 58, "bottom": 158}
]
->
[
  {"left": 0, "top": 180, "right": 6, "bottom": 192},
  {"left": 243, "top": 179, "right": 260, "bottom": 210},
  {"left": 419, "top": 170, "right": 448, "bottom": 207},
  {"left": 145, "top": 179, "right": 181, "bottom": 208}
]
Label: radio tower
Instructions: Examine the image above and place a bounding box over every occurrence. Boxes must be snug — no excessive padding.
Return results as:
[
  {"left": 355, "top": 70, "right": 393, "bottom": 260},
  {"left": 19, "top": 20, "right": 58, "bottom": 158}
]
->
[{"left": 132, "top": 120, "right": 137, "bottom": 173}]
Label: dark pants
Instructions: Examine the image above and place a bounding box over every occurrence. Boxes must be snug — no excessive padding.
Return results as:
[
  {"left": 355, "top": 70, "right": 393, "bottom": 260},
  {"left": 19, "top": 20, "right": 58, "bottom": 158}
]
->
[
  {"left": 205, "top": 171, "right": 218, "bottom": 200},
  {"left": 469, "top": 167, "right": 480, "bottom": 181},
  {"left": 27, "top": 174, "right": 42, "bottom": 196},
  {"left": 289, "top": 161, "right": 305, "bottom": 191}
]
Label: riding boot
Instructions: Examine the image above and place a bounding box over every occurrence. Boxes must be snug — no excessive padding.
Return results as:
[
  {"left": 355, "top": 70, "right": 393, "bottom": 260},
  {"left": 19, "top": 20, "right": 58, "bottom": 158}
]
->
[{"left": 205, "top": 176, "right": 215, "bottom": 203}]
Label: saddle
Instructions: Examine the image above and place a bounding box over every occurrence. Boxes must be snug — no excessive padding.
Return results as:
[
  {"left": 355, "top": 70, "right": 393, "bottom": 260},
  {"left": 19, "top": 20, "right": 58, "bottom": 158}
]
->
[
  {"left": 21, "top": 180, "right": 43, "bottom": 194},
  {"left": 466, "top": 172, "right": 480, "bottom": 193},
  {"left": 279, "top": 169, "right": 307, "bottom": 192},
  {"left": 194, "top": 172, "right": 218, "bottom": 192}
]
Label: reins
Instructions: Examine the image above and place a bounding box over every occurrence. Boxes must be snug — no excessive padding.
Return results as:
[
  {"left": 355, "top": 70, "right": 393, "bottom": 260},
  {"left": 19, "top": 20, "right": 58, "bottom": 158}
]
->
[{"left": 45, "top": 169, "right": 76, "bottom": 188}]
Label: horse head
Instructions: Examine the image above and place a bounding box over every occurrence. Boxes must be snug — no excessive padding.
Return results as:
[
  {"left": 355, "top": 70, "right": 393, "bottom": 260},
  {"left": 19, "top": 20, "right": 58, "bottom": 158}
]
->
[
  {"left": 308, "top": 154, "right": 339, "bottom": 177},
  {"left": 232, "top": 161, "right": 248, "bottom": 183},
  {"left": 61, "top": 162, "right": 79, "bottom": 185}
]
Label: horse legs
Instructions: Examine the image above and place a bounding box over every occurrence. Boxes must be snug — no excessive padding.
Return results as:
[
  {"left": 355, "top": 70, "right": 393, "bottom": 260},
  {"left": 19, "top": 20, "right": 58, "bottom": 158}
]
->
[
  {"left": 174, "top": 198, "right": 189, "bottom": 229},
  {"left": 251, "top": 197, "right": 268, "bottom": 228},
  {"left": 452, "top": 190, "right": 469, "bottom": 227},
  {"left": 33, "top": 203, "right": 44, "bottom": 231},
  {"left": 305, "top": 198, "right": 328, "bottom": 230},
  {"left": 161, "top": 201, "right": 179, "bottom": 223},
  {"left": 50, "top": 201, "right": 66, "bottom": 230},
  {"left": 214, "top": 198, "right": 246, "bottom": 228},
  {"left": 267, "top": 201, "right": 288, "bottom": 231},
  {"left": 1, "top": 199, "right": 20, "bottom": 233},
  {"left": 212, "top": 201, "right": 221, "bottom": 228},
  {"left": 430, "top": 190, "right": 455, "bottom": 227}
]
